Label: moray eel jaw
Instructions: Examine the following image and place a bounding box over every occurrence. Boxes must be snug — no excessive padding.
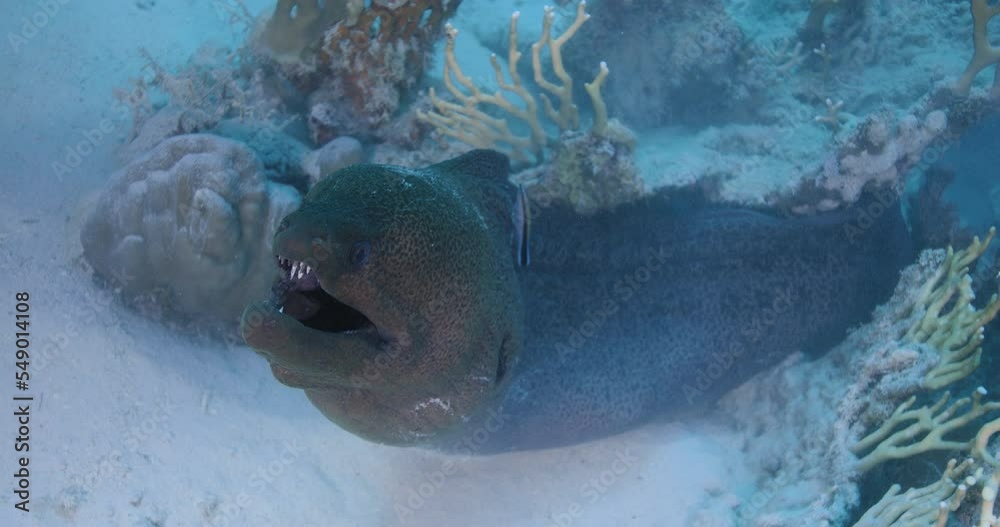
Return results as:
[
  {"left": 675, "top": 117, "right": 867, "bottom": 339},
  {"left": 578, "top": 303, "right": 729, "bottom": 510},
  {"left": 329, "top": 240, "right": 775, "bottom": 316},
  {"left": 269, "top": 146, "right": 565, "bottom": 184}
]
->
[{"left": 241, "top": 220, "right": 392, "bottom": 391}]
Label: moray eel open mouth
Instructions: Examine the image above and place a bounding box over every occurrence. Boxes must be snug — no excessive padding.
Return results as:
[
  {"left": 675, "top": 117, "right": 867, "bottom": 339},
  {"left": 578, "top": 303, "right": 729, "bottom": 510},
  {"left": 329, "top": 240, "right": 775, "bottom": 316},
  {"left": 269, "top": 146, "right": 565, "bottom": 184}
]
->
[{"left": 271, "top": 256, "right": 374, "bottom": 334}]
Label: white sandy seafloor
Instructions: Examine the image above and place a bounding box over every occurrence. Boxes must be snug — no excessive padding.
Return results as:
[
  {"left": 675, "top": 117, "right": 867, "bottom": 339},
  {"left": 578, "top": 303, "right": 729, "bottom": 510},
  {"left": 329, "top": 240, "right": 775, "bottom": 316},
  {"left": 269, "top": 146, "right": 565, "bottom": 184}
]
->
[{"left": 0, "top": 1, "right": 767, "bottom": 526}]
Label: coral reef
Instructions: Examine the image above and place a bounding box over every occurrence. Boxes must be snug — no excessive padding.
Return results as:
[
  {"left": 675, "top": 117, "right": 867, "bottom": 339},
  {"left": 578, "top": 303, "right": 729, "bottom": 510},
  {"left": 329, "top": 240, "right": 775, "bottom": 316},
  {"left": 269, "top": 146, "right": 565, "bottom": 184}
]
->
[
  {"left": 901, "top": 229, "right": 1000, "bottom": 390},
  {"left": 303, "top": 0, "right": 461, "bottom": 141},
  {"left": 583, "top": 0, "right": 1000, "bottom": 212},
  {"left": 417, "top": 1, "right": 610, "bottom": 163},
  {"left": 300, "top": 135, "right": 364, "bottom": 185},
  {"left": 257, "top": 0, "right": 359, "bottom": 64},
  {"left": 113, "top": 0, "right": 1000, "bottom": 218},
  {"left": 513, "top": 119, "right": 642, "bottom": 215},
  {"left": 110, "top": 0, "right": 1000, "bottom": 219},
  {"left": 908, "top": 167, "right": 975, "bottom": 251},
  {"left": 851, "top": 388, "right": 999, "bottom": 473},
  {"left": 954, "top": 0, "right": 1000, "bottom": 97},
  {"left": 416, "top": 1, "right": 640, "bottom": 214},
  {"left": 81, "top": 135, "right": 300, "bottom": 323},
  {"left": 562, "top": 0, "right": 748, "bottom": 129},
  {"left": 779, "top": 107, "right": 949, "bottom": 214},
  {"left": 850, "top": 458, "right": 990, "bottom": 527},
  {"left": 717, "top": 231, "right": 1000, "bottom": 526},
  {"left": 70, "top": 0, "right": 1000, "bottom": 520},
  {"left": 115, "top": 44, "right": 295, "bottom": 165}
]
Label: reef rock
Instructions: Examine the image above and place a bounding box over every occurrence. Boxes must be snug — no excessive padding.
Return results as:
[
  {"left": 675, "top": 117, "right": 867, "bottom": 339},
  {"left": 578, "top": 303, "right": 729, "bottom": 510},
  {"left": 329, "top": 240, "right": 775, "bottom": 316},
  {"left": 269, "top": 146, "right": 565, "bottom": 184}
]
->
[
  {"left": 81, "top": 134, "right": 301, "bottom": 324},
  {"left": 302, "top": 135, "right": 364, "bottom": 185}
]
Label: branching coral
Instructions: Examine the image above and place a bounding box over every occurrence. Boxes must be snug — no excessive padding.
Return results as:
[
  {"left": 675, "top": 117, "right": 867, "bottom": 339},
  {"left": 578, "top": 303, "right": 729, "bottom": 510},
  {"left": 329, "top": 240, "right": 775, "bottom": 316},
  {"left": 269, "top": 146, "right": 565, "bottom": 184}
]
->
[
  {"left": 900, "top": 227, "right": 1000, "bottom": 390},
  {"left": 815, "top": 97, "right": 847, "bottom": 132},
  {"left": 854, "top": 416, "right": 1000, "bottom": 525},
  {"left": 981, "top": 471, "right": 1000, "bottom": 526},
  {"left": 848, "top": 229, "right": 1000, "bottom": 523},
  {"left": 850, "top": 229, "right": 1000, "bottom": 527},
  {"left": 851, "top": 388, "right": 1000, "bottom": 473},
  {"left": 954, "top": 0, "right": 1000, "bottom": 97},
  {"left": 708, "top": 226, "right": 1000, "bottom": 525},
  {"left": 852, "top": 458, "right": 978, "bottom": 527},
  {"left": 417, "top": 1, "right": 610, "bottom": 163},
  {"left": 976, "top": 418, "right": 1000, "bottom": 469},
  {"left": 855, "top": 458, "right": 999, "bottom": 526},
  {"left": 801, "top": 0, "right": 842, "bottom": 46},
  {"left": 850, "top": 229, "right": 1000, "bottom": 472}
]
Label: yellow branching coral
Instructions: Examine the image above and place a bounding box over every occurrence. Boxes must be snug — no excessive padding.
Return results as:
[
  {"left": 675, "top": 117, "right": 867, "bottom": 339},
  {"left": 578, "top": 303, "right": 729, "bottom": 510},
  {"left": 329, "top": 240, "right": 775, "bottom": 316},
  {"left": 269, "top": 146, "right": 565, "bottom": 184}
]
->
[
  {"left": 955, "top": 0, "right": 1000, "bottom": 97},
  {"left": 851, "top": 230, "right": 1000, "bottom": 524},
  {"left": 855, "top": 459, "right": 999, "bottom": 527},
  {"left": 803, "top": 0, "right": 841, "bottom": 40},
  {"left": 901, "top": 227, "right": 1000, "bottom": 390},
  {"left": 417, "top": 1, "right": 610, "bottom": 163},
  {"left": 583, "top": 61, "right": 609, "bottom": 136},
  {"left": 851, "top": 388, "right": 1000, "bottom": 473},
  {"left": 976, "top": 418, "right": 1000, "bottom": 469},
  {"left": 979, "top": 471, "right": 1000, "bottom": 526},
  {"left": 852, "top": 458, "right": 978, "bottom": 527}
]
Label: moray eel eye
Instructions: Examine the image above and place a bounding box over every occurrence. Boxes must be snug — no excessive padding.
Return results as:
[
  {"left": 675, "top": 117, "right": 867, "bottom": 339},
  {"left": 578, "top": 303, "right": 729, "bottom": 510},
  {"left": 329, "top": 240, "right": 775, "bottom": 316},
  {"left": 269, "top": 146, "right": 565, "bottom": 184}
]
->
[
  {"left": 350, "top": 240, "right": 371, "bottom": 268},
  {"left": 272, "top": 255, "right": 374, "bottom": 334}
]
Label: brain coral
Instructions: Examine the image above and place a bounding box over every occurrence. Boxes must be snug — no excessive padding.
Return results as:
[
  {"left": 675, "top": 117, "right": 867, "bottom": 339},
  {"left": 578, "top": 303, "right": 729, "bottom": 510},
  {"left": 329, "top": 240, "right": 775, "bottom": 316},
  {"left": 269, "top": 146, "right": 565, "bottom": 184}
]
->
[{"left": 81, "top": 134, "right": 301, "bottom": 323}]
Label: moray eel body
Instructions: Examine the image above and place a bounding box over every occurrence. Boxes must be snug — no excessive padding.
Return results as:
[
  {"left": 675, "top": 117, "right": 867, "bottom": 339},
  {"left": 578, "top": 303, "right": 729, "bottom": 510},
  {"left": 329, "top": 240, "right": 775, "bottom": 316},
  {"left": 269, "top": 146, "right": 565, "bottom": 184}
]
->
[{"left": 241, "top": 150, "right": 910, "bottom": 453}]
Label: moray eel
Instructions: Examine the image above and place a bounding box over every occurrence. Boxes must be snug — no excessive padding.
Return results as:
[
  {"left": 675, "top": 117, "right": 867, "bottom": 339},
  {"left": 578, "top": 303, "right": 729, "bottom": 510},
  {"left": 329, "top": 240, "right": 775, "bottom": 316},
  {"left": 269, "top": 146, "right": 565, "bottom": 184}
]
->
[{"left": 240, "top": 150, "right": 910, "bottom": 453}]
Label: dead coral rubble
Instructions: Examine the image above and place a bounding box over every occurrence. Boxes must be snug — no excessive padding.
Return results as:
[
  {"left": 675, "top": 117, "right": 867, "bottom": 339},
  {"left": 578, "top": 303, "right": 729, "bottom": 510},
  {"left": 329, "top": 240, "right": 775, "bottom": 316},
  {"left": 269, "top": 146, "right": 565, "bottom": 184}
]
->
[
  {"left": 303, "top": 0, "right": 461, "bottom": 141},
  {"left": 258, "top": 0, "right": 357, "bottom": 64}
]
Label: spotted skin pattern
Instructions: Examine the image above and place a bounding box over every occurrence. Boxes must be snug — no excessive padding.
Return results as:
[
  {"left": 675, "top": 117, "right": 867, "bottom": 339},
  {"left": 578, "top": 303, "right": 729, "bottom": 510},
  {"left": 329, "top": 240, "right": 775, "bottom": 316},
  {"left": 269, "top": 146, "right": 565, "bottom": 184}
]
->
[{"left": 241, "top": 150, "right": 911, "bottom": 453}]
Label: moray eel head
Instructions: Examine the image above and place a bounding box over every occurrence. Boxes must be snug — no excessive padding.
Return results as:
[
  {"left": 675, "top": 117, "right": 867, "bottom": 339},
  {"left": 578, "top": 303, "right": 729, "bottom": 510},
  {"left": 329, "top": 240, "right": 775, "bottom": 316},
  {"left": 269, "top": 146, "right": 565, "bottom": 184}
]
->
[{"left": 240, "top": 150, "right": 524, "bottom": 446}]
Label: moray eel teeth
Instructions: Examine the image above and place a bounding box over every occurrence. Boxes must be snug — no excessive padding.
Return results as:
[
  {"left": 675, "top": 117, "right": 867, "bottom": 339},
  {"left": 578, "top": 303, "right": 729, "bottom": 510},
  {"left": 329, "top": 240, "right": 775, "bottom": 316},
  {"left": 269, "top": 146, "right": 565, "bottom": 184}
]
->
[
  {"left": 272, "top": 255, "right": 375, "bottom": 333},
  {"left": 269, "top": 253, "right": 377, "bottom": 336}
]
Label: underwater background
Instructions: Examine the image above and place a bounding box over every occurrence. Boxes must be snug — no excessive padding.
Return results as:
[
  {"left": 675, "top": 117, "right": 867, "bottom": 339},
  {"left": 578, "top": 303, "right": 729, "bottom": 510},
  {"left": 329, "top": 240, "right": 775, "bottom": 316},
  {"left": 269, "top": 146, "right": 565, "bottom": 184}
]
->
[{"left": 2, "top": 0, "right": 1000, "bottom": 525}]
